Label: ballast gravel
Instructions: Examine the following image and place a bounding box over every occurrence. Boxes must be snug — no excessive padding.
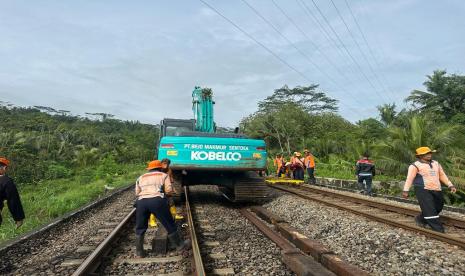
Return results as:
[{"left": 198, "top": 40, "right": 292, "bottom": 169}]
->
[
  {"left": 265, "top": 190, "right": 465, "bottom": 275},
  {"left": 1, "top": 188, "right": 136, "bottom": 275},
  {"left": 190, "top": 185, "right": 294, "bottom": 275}
]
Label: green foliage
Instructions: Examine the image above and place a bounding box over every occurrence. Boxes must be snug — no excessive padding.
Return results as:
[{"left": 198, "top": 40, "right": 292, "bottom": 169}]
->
[
  {"left": 356, "top": 118, "right": 387, "bottom": 141},
  {"left": 406, "top": 70, "right": 465, "bottom": 121},
  {"left": 377, "top": 103, "right": 397, "bottom": 126},
  {"left": 0, "top": 105, "right": 159, "bottom": 243},
  {"left": 0, "top": 163, "right": 143, "bottom": 243},
  {"left": 258, "top": 85, "right": 338, "bottom": 113},
  {"left": 0, "top": 105, "right": 158, "bottom": 185},
  {"left": 244, "top": 73, "right": 465, "bottom": 204},
  {"left": 45, "top": 163, "right": 72, "bottom": 180},
  {"left": 375, "top": 115, "right": 465, "bottom": 178},
  {"left": 241, "top": 102, "right": 352, "bottom": 157}
]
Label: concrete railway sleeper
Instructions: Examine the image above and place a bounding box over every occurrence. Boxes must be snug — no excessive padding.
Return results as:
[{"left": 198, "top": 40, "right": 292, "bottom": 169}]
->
[
  {"left": 241, "top": 206, "right": 369, "bottom": 276},
  {"left": 270, "top": 182, "right": 465, "bottom": 250}
]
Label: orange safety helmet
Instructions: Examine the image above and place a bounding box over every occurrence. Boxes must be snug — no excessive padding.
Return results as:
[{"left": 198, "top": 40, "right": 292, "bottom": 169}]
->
[
  {"left": 0, "top": 157, "right": 10, "bottom": 166},
  {"left": 146, "top": 160, "right": 163, "bottom": 170}
]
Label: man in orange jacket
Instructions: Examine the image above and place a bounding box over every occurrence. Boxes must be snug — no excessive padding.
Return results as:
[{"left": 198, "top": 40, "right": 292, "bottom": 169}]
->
[
  {"left": 402, "top": 147, "right": 456, "bottom": 233},
  {"left": 273, "top": 154, "right": 284, "bottom": 177},
  {"left": 304, "top": 149, "right": 316, "bottom": 184}
]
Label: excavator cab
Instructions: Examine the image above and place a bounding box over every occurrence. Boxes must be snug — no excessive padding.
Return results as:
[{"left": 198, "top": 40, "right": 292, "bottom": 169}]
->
[{"left": 160, "top": 119, "right": 195, "bottom": 138}]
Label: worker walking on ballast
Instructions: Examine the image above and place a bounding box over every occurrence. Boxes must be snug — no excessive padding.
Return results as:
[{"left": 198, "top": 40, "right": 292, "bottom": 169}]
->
[
  {"left": 355, "top": 153, "right": 376, "bottom": 196},
  {"left": 402, "top": 147, "right": 457, "bottom": 233},
  {"left": 135, "top": 160, "right": 189, "bottom": 257},
  {"left": 0, "top": 157, "right": 25, "bottom": 228}
]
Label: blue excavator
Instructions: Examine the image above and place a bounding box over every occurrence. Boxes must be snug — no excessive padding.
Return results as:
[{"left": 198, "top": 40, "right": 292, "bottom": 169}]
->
[{"left": 156, "top": 86, "right": 269, "bottom": 201}]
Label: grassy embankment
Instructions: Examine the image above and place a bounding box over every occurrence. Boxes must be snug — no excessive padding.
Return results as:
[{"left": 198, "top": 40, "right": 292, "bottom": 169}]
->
[{"left": 0, "top": 163, "right": 144, "bottom": 244}]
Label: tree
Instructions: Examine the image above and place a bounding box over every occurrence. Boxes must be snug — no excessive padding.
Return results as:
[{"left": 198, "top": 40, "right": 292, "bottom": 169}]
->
[
  {"left": 375, "top": 115, "right": 464, "bottom": 176},
  {"left": 258, "top": 85, "right": 338, "bottom": 114},
  {"left": 406, "top": 70, "right": 465, "bottom": 120},
  {"left": 377, "top": 103, "right": 397, "bottom": 126},
  {"left": 241, "top": 103, "right": 310, "bottom": 155},
  {"left": 357, "top": 118, "right": 387, "bottom": 140}
]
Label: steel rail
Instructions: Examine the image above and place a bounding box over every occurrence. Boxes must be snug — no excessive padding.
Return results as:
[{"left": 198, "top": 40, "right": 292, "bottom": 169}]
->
[
  {"left": 272, "top": 184, "right": 465, "bottom": 250},
  {"left": 184, "top": 186, "right": 206, "bottom": 276},
  {"left": 240, "top": 208, "right": 338, "bottom": 276},
  {"left": 240, "top": 208, "right": 297, "bottom": 252},
  {"left": 298, "top": 184, "right": 465, "bottom": 229},
  {"left": 0, "top": 184, "right": 134, "bottom": 253},
  {"left": 72, "top": 208, "right": 136, "bottom": 276}
]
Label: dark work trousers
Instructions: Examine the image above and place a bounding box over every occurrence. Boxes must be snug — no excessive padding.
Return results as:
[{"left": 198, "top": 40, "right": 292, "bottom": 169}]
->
[
  {"left": 294, "top": 168, "right": 304, "bottom": 180},
  {"left": 414, "top": 187, "right": 445, "bottom": 232},
  {"left": 135, "top": 197, "right": 177, "bottom": 236},
  {"left": 357, "top": 175, "right": 373, "bottom": 195},
  {"left": 277, "top": 166, "right": 283, "bottom": 177},
  {"left": 306, "top": 168, "right": 316, "bottom": 184}
]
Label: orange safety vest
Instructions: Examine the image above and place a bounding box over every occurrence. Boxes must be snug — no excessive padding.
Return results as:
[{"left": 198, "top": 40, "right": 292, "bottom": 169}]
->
[
  {"left": 274, "top": 157, "right": 284, "bottom": 173},
  {"left": 304, "top": 154, "right": 315, "bottom": 168}
]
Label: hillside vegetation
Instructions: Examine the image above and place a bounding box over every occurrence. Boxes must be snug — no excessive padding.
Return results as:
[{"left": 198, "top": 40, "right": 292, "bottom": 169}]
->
[
  {"left": 241, "top": 70, "right": 465, "bottom": 205},
  {"left": 0, "top": 106, "right": 157, "bottom": 242}
]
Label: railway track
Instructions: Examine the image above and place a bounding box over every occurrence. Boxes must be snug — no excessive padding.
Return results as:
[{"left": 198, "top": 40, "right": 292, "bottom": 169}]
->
[
  {"left": 189, "top": 185, "right": 367, "bottom": 276},
  {"left": 70, "top": 186, "right": 204, "bottom": 275},
  {"left": 270, "top": 182, "right": 465, "bottom": 250},
  {"left": 71, "top": 185, "right": 318, "bottom": 275},
  {"left": 2, "top": 182, "right": 370, "bottom": 275},
  {"left": 0, "top": 185, "right": 137, "bottom": 275}
]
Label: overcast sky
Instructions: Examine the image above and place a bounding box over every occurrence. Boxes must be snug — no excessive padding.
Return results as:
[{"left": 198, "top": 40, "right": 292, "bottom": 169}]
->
[{"left": 0, "top": 0, "right": 464, "bottom": 126}]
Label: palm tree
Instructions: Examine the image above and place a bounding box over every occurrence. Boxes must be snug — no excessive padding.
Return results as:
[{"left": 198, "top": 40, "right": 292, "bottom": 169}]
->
[
  {"left": 375, "top": 115, "right": 464, "bottom": 178},
  {"left": 377, "top": 103, "right": 397, "bottom": 126}
]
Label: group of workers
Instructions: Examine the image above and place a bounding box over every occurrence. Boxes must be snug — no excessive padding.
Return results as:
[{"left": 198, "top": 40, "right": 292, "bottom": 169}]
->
[
  {"left": 273, "top": 149, "right": 316, "bottom": 184},
  {"left": 0, "top": 145, "right": 459, "bottom": 255},
  {"left": 272, "top": 146, "right": 457, "bottom": 233}
]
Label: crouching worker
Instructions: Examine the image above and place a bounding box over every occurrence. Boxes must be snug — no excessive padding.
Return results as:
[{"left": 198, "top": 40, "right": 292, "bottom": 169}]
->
[
  {"left": 0, "top": 157, "right": 25, "bottom": 228},
  {"left": 135, "top": 160, "right": 190, "bottom": 257},
  {"left": 402, "top": 147, "right": 456, "bottom": 233}
]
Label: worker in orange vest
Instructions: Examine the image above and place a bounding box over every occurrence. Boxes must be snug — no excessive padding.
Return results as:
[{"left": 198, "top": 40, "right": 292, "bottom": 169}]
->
[
  {"left": 135, "top": 160, "right": 189, "bottom": 257},
  {"left": 273, "top": 154, "right": 284, "bottom": 177},
  {"left": 304, "top": 149, "right": 316, "bottom": 184},
  {"left": 402, "top": 147, "right": 456, "bottom": 233}
]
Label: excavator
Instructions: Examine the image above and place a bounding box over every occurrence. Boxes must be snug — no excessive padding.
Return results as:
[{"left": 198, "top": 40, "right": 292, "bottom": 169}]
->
[{"left": 156, "top": 86, "right": 269, "bottom": 201}]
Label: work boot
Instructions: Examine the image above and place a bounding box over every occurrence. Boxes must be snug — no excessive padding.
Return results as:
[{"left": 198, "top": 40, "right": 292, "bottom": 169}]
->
[
  {"left": 167, "top": 231, "right": 191, "bottom": 251},
  {"left": 415, "top": 215, "right": 427, "bottom": 228},
  {"left": 170, "top": 206, "right": 185, "bottom": 220},
  {"left": 135, "top": 234, "right": 146, "bottom": 257}
]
